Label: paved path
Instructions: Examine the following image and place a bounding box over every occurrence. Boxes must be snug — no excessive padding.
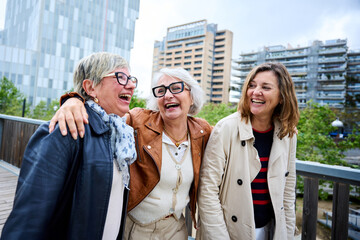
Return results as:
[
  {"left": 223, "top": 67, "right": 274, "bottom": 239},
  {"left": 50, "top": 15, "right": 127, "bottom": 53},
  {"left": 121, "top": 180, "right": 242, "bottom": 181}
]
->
[{"left": 0, "top": 160, "right": 19, "bottom": 234}]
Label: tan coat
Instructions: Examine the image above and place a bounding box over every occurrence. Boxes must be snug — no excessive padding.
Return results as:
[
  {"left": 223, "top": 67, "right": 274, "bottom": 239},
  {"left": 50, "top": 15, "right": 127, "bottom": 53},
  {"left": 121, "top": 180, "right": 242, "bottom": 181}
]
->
[
  {"left": 126, "top": 108, "right": 212, "bottom": 224},
  {"left": 197, "top": 112, "right": 296, "bottom": 240}
]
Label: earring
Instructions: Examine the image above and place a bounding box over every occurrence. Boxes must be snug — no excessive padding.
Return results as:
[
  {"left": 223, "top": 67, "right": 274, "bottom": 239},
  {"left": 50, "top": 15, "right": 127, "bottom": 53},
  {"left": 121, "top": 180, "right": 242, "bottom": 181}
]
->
[{"left": 94, "top": 97, "right": 99, "bottom": 103}]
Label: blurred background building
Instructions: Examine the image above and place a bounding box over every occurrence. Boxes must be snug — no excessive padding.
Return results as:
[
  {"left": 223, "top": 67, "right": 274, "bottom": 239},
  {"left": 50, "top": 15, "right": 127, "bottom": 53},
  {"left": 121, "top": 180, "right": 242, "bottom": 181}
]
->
[
  {"left": 0, "top": 0, "right": 140, "bottom": 106},
  {"left": 231, "top": 39, "right": 360, "bottom": 109},
  {"left": 152, "top": 20, "right": 233, "bottom": 104}
]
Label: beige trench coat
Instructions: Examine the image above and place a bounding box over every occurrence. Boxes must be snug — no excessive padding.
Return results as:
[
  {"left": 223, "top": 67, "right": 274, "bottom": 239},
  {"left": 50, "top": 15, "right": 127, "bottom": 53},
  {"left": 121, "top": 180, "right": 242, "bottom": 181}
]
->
[{"left": 197, "top": 112, "right": 296, "bottom": 240}]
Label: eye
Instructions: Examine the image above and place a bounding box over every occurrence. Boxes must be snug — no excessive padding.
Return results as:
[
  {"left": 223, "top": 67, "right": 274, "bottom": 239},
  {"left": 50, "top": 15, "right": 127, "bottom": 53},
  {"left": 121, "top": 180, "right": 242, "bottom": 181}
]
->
[
  {"left": 157, "top": 88, "right": 165, "bottom": 94},
  {"left": 248, "top": 83, "right": 256, "bottom": 89}
]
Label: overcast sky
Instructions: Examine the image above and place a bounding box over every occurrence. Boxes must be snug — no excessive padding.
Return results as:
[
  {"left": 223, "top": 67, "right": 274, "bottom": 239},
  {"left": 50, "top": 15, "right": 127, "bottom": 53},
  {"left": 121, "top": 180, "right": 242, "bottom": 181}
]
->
[{"left": 1, "top": 0, "right": 360, "bottom": 98}]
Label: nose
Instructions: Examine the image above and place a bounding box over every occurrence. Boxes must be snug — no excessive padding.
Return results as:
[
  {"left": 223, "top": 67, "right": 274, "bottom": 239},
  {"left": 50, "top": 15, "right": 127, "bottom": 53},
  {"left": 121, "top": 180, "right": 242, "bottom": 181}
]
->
[
  {"left": 125, "top": 80, "right": 136, "bottom": 89},
  {"left": 253, "top": 87, "right": 262, "bottom": 96},
  {"left": 164, "top": 88, "right": 174, "bottom": 98}
]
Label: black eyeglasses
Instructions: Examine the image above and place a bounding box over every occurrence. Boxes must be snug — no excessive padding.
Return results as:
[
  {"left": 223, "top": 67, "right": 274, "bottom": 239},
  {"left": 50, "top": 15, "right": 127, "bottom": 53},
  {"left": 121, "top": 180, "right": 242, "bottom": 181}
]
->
[
  {"left": 104, "top": 72, "right": 138, "bottom": 88},
  {"left": 152, "top": 81, "right": 190, "bottom": 98}
]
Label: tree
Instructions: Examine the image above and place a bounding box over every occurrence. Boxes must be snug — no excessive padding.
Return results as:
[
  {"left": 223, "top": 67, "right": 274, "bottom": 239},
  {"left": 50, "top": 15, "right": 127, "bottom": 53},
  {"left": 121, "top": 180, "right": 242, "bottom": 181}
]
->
[
  {"left": 196, "top": 103, "right": 237, "bottom": 126},
  {"left": 28, "top": 100, "right": 60, "bottom": 120},
  {"left": 297, "top": 101, "right": 360, "bottom": 166},
  {"left": 0, "top": 77, "right": 26, "bottom": 116},
  {"left": 129, "top": 91, "right": 146, "bottom": 109}
]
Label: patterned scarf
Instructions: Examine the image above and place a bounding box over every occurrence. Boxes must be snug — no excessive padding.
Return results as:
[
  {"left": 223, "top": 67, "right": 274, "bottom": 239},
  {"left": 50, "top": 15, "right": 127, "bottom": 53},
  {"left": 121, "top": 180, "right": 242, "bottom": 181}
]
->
[{"left": 86, "top": 100, "right": 137, "bottom": 189}]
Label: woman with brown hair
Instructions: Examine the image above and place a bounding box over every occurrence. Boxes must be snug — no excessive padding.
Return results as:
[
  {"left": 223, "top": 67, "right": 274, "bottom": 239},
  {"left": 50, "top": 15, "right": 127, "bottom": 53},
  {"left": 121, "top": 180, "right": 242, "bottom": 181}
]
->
[{"left": 197, "top": 62, "right": 299, "bottom": 240}]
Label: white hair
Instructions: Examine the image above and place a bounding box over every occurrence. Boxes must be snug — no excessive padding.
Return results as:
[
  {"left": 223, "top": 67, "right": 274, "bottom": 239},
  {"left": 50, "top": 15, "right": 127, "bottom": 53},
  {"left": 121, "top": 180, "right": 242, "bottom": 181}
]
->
[{"left": 147, "top": 68, "right": 204, "bottom": 115}]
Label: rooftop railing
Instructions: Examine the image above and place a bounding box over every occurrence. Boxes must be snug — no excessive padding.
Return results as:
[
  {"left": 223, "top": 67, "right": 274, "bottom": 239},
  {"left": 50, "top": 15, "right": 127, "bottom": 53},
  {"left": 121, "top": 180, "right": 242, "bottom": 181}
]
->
[{"left": 1, "top": 114, "right": 359, "bottom": 239}]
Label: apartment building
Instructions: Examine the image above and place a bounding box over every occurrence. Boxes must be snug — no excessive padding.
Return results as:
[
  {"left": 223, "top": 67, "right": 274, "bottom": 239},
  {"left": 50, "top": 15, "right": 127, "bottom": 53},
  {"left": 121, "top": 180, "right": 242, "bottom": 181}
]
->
[
  {"left": 0, "top": 0, "right": 140, "bottom": 106},
  {"left": 231, "top": 39, "right": 359, "bottom": 109},
  {"left": 152, "top": 20, "right": 233, "bottom": 104},
  {"left": 347, "top": 50, "right": 360, "bottom": 108}
]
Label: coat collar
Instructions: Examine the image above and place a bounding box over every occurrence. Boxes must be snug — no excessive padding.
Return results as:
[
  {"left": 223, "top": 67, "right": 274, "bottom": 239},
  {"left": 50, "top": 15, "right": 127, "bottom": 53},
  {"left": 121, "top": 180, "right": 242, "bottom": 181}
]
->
[
  {"left": 237, "top": 112, "right": 282, "bottom": 142},
  {"left": 144, "top": 111, "right": 207, "bottom": 140},
  {"left": 85, "top": 105, "right": 110, "bottom": 135}
]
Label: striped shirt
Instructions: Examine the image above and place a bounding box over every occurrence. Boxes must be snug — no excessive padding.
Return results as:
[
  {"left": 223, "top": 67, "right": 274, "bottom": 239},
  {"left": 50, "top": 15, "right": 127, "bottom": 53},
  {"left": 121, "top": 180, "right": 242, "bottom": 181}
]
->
[{"left": 251, "top": 126, "right": 275, "bottom": 228}]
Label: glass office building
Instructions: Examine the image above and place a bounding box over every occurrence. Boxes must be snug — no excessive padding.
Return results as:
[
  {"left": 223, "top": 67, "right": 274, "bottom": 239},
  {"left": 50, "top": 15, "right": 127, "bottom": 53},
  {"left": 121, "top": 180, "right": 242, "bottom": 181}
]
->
[{"left": 0, "top": 0, "right": 140, "bottom": 106}]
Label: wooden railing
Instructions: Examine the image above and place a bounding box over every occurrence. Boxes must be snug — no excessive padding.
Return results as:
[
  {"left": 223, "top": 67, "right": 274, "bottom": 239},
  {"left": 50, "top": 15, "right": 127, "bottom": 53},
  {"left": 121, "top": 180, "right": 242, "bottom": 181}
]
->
[{"left": 1, "top": 114, "right": 360, "bottom": 239}]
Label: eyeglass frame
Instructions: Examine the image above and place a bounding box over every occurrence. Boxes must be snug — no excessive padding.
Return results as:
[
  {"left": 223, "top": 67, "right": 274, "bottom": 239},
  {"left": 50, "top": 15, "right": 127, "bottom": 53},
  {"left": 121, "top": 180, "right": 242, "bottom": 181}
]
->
[
  {"left": 103, "top": 72, "right": 138, "bottom": 88},
  {"left": 152, "top": 81, "right": 190, "bottom": 98}
]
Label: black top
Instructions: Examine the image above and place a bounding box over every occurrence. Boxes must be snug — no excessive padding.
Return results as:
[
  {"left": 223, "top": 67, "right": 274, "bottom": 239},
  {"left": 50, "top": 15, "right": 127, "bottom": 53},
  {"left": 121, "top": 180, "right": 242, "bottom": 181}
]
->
[{"left": 251, "top": 126, "right": 275, "bottom": 228}]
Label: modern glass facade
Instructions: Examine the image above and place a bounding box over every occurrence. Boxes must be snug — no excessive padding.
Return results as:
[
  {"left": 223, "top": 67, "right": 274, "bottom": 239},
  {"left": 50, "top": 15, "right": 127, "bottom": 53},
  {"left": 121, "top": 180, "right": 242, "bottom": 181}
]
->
[{"left": 0, "top": 0, "right": 140, "bottom": 106}]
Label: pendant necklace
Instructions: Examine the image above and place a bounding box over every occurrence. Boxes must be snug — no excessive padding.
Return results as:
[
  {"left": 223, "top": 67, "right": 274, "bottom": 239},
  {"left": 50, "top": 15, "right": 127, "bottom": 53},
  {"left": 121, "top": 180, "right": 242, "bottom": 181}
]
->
[{"left": 164, "top": 128, "right": 188, "bottom": 147}]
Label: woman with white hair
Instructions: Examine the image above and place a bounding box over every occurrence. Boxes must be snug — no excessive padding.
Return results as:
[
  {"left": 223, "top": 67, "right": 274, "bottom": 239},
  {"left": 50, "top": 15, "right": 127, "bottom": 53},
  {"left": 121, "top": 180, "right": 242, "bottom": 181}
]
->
[{"left": 49, "top": 67, "right": 212, "bottom": 239}]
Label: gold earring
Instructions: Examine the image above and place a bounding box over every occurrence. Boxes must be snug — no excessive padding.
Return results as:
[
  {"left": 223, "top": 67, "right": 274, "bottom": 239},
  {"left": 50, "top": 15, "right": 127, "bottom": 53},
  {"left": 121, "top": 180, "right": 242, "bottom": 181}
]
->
[{"left": 94, "top": 97, "right": 99, "bottom": 103}]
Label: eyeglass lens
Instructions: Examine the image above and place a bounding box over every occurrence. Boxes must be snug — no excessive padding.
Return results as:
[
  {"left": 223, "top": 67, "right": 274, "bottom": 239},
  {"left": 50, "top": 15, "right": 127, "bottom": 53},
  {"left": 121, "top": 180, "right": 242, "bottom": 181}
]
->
[
  {"left": 116, "top": 72, "right": 138, "bottom": 87},
  {"left": 153, "top": 82, "right": 184, "bottom": 97}
]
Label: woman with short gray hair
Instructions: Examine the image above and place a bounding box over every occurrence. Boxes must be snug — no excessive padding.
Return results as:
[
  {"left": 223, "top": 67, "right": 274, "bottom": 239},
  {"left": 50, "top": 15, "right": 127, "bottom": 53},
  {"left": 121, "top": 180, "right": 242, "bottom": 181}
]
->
[{"left": 2, "top": 52, "right": 138, "bottom": 239}]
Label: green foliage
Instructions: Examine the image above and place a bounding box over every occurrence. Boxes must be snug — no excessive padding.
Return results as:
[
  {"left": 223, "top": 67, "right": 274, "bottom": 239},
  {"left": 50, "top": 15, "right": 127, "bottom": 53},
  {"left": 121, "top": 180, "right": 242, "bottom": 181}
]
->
[
  {"left": 296, "top": 101, "right": 347, "bottom": 165},
  {"left": 129, "top": 91, "right": 146, "bottom": 109},
  {"left": 0, "top": 77, "right": 26, "bottom": 116},
  {"left": 196, "top": 103, "right": 237, "bottom": 126},
  {"left": 28, "top": 99, "right": 60, "bottom": 120}
]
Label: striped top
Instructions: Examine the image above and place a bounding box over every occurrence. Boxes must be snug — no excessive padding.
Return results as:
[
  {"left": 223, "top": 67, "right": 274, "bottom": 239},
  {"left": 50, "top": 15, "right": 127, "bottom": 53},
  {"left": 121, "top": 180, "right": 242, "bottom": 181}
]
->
[{"left": 251, "top": 126, "right": 275, "bottom": 228}]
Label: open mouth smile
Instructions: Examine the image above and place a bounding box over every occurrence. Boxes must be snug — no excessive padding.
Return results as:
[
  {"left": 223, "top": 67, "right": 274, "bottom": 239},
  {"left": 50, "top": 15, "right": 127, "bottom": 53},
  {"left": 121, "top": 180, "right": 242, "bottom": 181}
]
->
[
  {"left": 119, "top": 94, "right": 132, "bottom": 101},
  {"left": 165, "top": 103, "right": 180, "bottom": 109}
]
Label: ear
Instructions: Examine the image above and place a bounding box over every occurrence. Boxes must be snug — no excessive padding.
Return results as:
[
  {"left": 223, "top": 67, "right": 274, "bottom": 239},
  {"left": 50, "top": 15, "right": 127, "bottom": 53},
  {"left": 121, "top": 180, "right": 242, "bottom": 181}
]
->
[{"left": 82, "top": 79, "right": 96, "bottom": 98}]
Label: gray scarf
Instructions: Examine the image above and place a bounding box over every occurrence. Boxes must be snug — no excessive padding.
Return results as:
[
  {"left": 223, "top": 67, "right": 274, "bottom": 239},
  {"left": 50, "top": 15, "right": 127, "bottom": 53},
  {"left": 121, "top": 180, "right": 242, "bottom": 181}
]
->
[{"left": 86, "top": 100, "right": 137, "bottom": 189}]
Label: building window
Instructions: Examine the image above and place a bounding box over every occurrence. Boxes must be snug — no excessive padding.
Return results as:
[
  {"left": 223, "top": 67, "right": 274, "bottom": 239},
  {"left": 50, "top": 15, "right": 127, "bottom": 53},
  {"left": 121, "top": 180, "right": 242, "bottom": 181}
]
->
[
  {"left": 195, "top": 48, "right": 203, "bottom": 52},
  {"left": 174, "top": 63, "right": 181, "bottom": 66},
  {"left": 195, "top": 54, "right": 202, "bottom": 58},
  {"left": 166, "top": 64, "right": 171, "bottom": 67},
  {"left": 166, "top": 58, "right": 172, "bottom": 61},
  {"left": 185, "top": 49, "right": 192, "bottom": 53},
  {"left": 194, "top": 73, "right": 201, "bottom": 77},
  {"left": 215, "top": 44, "right": 225, "bottom": 48},
  {"left": 195, "top": 61, "right": 202, "bottom": 64},
  {"left": 175, "top": 51, "right": 182, "bottom": 54},
  {"left": 185, "top": 56, "right": 191, "bottom": 59},
  {"left": 215, "top": 51, "right": 224, "bottom": 55},
  {"left": 175, "top": 57, "right": 181, "bottom": 60},
  {"left": 184, "top": 62, "right": 191, "bottom": 65},
  {"left": 168, "top": 44, "right": 181, "bottom": 50},
  {"left": 166, "top": 52, "right": 172, "bottom": 55},
  {"left": 184, "top": 68, "right": 191, "bottom": 71},
  {"left": 194, "top": 67, "right": 202, "bottom": 70},
  {"left": 186, "top": 41, "right": 203, "bottom": 47}
]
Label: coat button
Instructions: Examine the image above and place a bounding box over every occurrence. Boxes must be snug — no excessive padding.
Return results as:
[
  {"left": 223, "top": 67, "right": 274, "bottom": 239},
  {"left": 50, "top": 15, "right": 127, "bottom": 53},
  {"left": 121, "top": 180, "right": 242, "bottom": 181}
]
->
[
  {"left": 232, "top": 216, "right": 237, "bottom": 222},
  {"left": 285, "top": 171, "right": 289, "bottom": 177},
  {"left": 237, "top": 179, "right": 243, "bottom": 185},
  {"left": 147, "top": 145, "right": 151, "bottom": 149},
  {"left": 241, "top": 141, "right": 246, "bottom": 146}
]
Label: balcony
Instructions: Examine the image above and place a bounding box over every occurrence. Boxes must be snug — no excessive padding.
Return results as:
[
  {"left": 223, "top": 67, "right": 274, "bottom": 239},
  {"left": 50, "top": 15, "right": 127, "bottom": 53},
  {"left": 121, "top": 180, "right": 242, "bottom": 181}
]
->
[
  {"left": 0, "top": 114, "right": 359, "bottom": 239},
  {"left": 234, "top": 56, "right": 257, "bottom": 63},
  {"left": 316, "top": 85, "right": 346, "bottom": 91},
  {"left": 318, "top": 57, "right": 346, "bottom": 64},
  {"left": 318, "top": 67, "right": 346, "bottom": 73},
  {"left": 319, "top": 48, "right": 347, "bottom": 55}
]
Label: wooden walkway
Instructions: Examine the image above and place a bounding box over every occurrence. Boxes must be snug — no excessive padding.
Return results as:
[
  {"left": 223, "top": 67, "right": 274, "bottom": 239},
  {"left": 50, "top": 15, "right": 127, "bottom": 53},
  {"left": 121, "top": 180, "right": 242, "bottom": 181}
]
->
[{"left": 0, "top": 160, "right": 19, "bottom": 234}]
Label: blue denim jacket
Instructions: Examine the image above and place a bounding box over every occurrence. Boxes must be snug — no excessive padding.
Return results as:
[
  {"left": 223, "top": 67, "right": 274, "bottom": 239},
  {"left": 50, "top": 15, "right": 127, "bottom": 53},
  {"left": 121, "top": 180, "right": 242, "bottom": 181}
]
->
[{"left": 1, "top": 105, "right": 127, "bottom": 240}]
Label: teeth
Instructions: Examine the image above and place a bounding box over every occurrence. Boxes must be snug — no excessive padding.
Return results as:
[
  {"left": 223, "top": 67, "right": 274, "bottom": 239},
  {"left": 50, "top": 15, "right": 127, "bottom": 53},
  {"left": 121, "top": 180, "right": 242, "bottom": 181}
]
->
[
  {"left": 252, "top": 99, "right": 265, "bottom": 104},
  {"left": 119, "top": 94, "right": 131, "bottom": 100},
  {"left": 165, "top": 103, "right": 179, "bottom": 109}
]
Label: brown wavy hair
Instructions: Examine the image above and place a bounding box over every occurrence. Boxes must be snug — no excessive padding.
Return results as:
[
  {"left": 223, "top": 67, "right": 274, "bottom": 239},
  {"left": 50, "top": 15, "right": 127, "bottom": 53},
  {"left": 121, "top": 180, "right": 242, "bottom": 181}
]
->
[{"left": 237, "top": 62, "right": 299, "bottom": 139}]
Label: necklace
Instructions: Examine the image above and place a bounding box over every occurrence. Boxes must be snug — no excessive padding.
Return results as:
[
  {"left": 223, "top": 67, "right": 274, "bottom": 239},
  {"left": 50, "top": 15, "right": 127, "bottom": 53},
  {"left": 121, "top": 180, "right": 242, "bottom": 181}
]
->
[{"left": 164, "top": 127, "right": 188, "bottom": 147}]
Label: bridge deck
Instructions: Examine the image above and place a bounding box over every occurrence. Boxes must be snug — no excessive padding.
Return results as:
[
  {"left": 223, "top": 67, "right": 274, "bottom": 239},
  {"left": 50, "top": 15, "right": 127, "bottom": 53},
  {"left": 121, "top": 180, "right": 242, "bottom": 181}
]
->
[{"left": 0, "top": 160, "right": 19, "bottom": 234}]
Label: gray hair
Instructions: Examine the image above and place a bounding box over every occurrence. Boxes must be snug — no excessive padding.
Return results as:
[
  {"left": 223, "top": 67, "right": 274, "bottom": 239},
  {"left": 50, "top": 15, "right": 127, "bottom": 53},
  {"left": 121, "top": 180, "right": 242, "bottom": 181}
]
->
[
  {"left": 73, "top": 52, "right": 129, "bottom": 100},
  {"left": 147, "top": 68, "right": 204, "bottom": 116}
]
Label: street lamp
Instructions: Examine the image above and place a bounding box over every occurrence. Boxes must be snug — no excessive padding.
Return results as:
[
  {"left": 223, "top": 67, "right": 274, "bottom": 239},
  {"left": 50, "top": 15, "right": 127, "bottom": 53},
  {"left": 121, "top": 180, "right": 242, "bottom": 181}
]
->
[{"left": 331, "top": 118, "right": 344, "bottom": 138}]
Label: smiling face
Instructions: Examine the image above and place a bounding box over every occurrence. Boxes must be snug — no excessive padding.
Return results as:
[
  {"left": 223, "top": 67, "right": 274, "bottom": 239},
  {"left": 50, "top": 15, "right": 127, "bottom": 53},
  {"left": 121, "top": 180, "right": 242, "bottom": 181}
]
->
[
  {"left": 246, "top": 71, "right": 281, "bottom": 121},
  {"left": 91, "top": 67, "right": 135, "bottom": 117},
  {"left": 156, "top": 75, "right": 192, "bottom": 123}
]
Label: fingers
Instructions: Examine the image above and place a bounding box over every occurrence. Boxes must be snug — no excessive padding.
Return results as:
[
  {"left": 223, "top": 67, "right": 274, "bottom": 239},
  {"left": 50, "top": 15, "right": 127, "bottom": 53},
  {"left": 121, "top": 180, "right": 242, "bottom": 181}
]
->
[
  {"left": 65, "top": 110, "right": 78, "bottom": 140},
  {"left": 49, "top": 111, "right": 60, "bottom": 134}
]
